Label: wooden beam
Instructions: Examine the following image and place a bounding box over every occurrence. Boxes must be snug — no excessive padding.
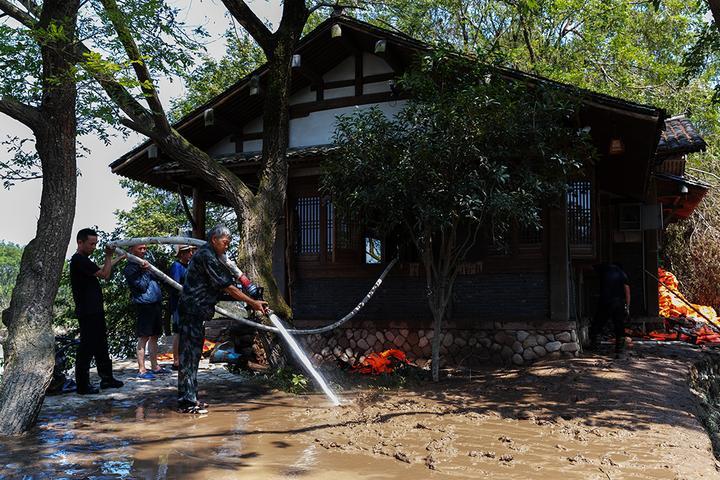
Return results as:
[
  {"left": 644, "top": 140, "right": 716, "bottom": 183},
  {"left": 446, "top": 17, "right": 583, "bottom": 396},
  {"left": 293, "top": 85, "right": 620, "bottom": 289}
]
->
[
  {"left": 290, "top": 91, "right": 406, "bottom": 118},
  {"left": 192, "top": 188, "right": 206, "bottom": 239}
]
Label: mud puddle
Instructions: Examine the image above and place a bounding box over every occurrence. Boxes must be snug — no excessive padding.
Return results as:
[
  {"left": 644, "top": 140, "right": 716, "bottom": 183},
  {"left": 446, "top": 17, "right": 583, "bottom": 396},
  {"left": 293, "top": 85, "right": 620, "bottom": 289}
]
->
[{"left": 1, "top": 344, "right": 719, "bottom": 479}]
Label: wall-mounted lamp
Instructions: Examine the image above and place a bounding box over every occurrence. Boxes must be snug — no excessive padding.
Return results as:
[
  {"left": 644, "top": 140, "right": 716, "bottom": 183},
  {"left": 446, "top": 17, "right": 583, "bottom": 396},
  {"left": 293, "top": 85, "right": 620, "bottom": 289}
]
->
[
  {"left": 680, "top": 184, "right": 689, "bottom": 194},
  {"left": 203, "top": 108, "right": 214, "bottom": 127},
  {"left": 147, "top": 144, "right": 158, "bottom": 159},
  {"left": 374, "top": 39, "right": 387, "bottom": 54},
  {"left": 608, "top": 136, "right": 625, "bottom": 156},
  {"left": 331, "top": 24, "right": 342, "bottom": 38},
  {"left": 249, "top": 75, "right": 260, "bottom": 96},
  {"left": 291, "top": 54, "right": 301, "bottom": 68}
]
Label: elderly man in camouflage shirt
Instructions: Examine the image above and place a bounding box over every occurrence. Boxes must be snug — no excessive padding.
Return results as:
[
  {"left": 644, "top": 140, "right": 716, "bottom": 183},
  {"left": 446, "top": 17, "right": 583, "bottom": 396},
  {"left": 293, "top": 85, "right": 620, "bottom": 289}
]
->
[{"left": 177, "top": 225, "right": 268, "bottom": 414}]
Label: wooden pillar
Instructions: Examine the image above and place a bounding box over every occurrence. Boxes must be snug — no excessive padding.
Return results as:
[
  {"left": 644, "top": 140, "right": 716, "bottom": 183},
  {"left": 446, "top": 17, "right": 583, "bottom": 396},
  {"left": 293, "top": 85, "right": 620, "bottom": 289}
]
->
[
  {"left": 192, "top": 188, "right": 206, "bottom": 239},
  {"left": 644, "top": 183, "right": 660, "bottom": 317},
  {"left": 549, "top": 197, "right": 570, "bottom": 321}
]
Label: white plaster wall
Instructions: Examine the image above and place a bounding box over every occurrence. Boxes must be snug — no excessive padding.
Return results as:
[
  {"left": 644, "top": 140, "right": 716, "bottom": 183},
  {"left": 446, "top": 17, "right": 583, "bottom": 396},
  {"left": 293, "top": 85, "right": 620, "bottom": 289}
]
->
[
  {"left": 364, "top": 52, "right": 393, "bottom": 75},
  {"left": 290, "top": 86, "right": 316, "bottom": 105},
  {"left": 207, "top": 135, "right": 235, "bottom": 156},
  {"left": 322, "top": 56, "right": 355, "bottom": 82},
  {"left": 324, "top": 86, "right": 356, "bottom": 100},
  {"left": 243, "top": 139, "right": 263, "bottom": 152},
  {"left": 288, "top": 100, "right": 407, "bottom": 148},
  {"left": 363, "top": 81, "right": 391, "bottom": 95}
]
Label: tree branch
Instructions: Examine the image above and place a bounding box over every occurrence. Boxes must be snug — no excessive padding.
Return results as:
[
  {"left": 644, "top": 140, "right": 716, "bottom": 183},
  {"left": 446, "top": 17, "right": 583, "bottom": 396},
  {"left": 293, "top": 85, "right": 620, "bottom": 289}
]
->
[
  {"left": 99, "top": 0, "right": 171, "bottom": 134},
  {"left": 221, "top": 0, "right": 274, "bottom": 54},
  {"left": 0, "top": 0, "right": 37, "bottom": 27},
  {"left": 0, "top": 97, "right": 42, "bottom": 131}
]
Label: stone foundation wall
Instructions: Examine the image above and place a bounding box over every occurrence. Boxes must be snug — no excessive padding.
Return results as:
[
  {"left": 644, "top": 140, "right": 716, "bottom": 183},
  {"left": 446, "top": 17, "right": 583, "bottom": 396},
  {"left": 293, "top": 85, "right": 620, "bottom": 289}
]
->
[
  {"left": 204, "top": 315, "right": 580, "bottom": 368},
  {"left": 298, "top": 323, "right": 580, "bottom": 368}
]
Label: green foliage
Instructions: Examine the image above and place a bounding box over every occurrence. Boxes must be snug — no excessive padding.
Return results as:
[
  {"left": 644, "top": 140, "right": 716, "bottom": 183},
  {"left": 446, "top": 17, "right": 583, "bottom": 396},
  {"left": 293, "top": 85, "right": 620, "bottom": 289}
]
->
[
  {"left": 0, "top": 241, "right": 23, "bottom": 313},
  {"left": 324, "top": 52, "right": 594, "bottom": 247},
  {"left": 170, "top": 29, "right": 265, "bottom": 121},
  {"left": 264, "top": 367, "right": 310, "bottom": 394}
]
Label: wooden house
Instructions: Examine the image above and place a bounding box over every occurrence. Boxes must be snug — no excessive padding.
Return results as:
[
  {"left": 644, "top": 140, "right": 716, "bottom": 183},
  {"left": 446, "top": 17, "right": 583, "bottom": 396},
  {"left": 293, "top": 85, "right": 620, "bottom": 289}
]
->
[{"left": 110, "top": 15, "right": 710, "bottom": 366}]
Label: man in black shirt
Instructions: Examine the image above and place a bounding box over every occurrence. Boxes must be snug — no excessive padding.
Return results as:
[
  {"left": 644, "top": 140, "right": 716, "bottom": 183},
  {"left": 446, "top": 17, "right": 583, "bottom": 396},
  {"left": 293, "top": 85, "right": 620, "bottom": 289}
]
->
[
  {"left": 177, "top": 225, "right": 268, "bottom": 414},
  {"left": 70, "top": 228, "right": 125, "bottom": 394},
  {"left": 590, "top": 262, "right": 631, "bottom": 358}
]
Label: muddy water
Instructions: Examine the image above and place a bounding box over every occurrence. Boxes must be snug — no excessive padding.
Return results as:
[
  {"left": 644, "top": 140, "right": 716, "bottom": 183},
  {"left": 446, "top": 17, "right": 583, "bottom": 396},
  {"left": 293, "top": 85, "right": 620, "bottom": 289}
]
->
[{"left": 1, "top": 345, "right": 719, "bottom": 479}]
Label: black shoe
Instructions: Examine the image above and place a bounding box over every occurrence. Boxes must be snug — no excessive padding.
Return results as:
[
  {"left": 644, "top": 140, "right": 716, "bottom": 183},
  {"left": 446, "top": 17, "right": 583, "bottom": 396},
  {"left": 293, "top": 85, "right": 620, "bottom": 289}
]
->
[
  {"left": 100, "top": 378, "right": 124, "bottom": 389},
  {"left": 77, "top": 384, "right": 99, "bottom": 395}
]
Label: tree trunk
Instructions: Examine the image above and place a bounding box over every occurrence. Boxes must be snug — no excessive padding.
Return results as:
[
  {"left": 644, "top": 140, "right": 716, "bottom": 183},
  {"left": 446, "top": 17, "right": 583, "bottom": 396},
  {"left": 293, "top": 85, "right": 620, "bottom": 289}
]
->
[
  {"left": 237, "top": 13, "right": 304, "bottom": 367},
  {"left": 0, "top": 0, "right": 79, "bottom": 435},
  {"left": 430, "top": 306, "right": 445, "bottom": 382}
]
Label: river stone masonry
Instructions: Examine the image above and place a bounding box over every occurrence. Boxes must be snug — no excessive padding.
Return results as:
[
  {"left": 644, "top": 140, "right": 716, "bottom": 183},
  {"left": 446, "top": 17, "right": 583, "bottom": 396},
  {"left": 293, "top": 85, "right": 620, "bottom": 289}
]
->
[{"left": 297, "top": 325, "right": 581, "bottom": 368}]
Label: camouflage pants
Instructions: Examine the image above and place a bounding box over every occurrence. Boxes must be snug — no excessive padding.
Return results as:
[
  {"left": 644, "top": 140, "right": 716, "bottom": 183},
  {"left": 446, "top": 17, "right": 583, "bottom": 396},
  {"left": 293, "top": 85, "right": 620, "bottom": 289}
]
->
[{"left": 177, "top": 310, "right": 209, "bottom": 407}]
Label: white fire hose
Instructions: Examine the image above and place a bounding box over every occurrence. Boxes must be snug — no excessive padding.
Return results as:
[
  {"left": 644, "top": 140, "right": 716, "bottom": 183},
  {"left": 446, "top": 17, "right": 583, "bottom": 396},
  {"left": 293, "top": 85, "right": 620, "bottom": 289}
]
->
[{"left": 108, "top": 237, "right": 397, "bottom": 335}]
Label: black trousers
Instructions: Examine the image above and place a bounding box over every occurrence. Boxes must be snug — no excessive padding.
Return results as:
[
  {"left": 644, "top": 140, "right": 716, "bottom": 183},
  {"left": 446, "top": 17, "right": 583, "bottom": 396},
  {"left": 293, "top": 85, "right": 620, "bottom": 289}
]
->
[
  {"left": 590, "top": 299, "right": 627, "bottom": 353},
  {"left": 75, "top": 312, "right": 114, "bottom": 387},
  {"left": 177, "top": 310, "right": 208, "bottom": 407}
]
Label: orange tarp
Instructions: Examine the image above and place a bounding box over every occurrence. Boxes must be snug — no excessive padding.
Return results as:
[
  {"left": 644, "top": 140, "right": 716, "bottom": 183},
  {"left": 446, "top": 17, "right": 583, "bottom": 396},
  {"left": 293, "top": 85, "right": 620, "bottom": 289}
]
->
[
  {"left": 658, "top": 268, "right": 720, "bottom": 327},
  {"left": 655, "top": 268, "right": 720, "bottom": 344},
  {"left": 156, "top": 339, "right": 217, "bottom": 361},
  {"left": 353, "top": 349, "right": 408, "bottom": 375}
]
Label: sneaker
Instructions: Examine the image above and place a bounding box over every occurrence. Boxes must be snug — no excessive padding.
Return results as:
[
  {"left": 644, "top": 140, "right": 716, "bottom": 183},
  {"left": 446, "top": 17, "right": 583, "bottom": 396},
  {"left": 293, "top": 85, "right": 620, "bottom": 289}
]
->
[
  {"left": 77, "top": 384, "right": 99, "bottom": 395},
  {"left": 136, "top": 371, "right": 156, "bottom": 380},
  {"left": 178, "top": 404, "right": 208, "bottom": 414},
  {"left": 100, "top": 378, "right": 124, "bottom": 389},
  {"left": 151, "top": 367, "right": 171, "bottom": 375}
]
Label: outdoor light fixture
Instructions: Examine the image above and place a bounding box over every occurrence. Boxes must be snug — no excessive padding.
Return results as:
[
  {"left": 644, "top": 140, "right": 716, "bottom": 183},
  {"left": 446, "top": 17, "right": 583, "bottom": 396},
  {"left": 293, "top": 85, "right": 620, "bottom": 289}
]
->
[
  {"left": 331, "top": 24, "right": 342, "bottom": 38},
  {"left": 147, "top": 144, "right": 158, "bottom": 159},
  {"left": 291, "top": 54, "right": 301, "bottom": 68},
  {"left": 203, "top": 108, "right": 214, "bottom": 127},
  {"left": 249, "top": 75, "right": 260, "bottom": 95},
  {"left": 608, "top": 135, "right": 625, "bottom": 156},
  {"left": 680, "top": 184, "right": 689, "bottom": 194},
  {"left": 374, "top": 39, "right": 387, "bottom": 54}
]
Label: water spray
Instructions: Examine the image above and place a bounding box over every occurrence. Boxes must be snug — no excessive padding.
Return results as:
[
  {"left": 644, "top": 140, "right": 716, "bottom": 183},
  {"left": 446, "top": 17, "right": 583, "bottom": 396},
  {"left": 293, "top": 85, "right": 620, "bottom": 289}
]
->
[{"left": 109, "top": 237, "right": 346, "bottom": 406}]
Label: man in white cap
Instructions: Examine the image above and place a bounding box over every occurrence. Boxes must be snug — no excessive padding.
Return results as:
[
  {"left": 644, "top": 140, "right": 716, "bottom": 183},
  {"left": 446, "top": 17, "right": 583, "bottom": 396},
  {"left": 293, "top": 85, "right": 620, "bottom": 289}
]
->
[{"left": 169, "top": 244, "right": 196, "bottom": 370}]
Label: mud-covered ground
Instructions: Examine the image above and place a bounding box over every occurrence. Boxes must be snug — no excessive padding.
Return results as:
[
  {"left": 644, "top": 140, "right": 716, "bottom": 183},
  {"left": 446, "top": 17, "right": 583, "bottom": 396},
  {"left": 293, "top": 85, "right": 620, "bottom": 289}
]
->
[{"left": 2, "top": 342, "right": 719, "bottom": 479}]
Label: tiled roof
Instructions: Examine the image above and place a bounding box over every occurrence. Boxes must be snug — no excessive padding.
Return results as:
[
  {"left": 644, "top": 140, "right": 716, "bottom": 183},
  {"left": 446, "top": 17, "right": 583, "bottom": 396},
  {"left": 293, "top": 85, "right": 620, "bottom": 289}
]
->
[{"left": 657, "top": 115, "right": 707, "bottom": 156}]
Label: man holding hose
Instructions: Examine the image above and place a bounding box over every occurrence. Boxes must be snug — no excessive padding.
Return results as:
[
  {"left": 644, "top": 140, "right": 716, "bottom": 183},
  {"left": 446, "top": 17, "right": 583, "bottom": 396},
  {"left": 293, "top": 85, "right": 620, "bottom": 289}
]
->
[{"left": 177, "top": 225, "right": 268, "bottom": 414}]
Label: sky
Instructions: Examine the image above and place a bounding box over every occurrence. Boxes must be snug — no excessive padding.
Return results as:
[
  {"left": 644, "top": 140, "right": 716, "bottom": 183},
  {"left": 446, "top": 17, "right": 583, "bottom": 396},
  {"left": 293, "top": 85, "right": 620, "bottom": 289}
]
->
[{"left": 0, "top": 0, "right": 283, "bottom": 257}]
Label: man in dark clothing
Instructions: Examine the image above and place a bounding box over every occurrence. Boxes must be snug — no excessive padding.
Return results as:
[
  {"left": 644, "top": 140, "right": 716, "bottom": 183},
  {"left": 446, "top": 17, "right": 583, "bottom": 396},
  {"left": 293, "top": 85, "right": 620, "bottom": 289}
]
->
[
  {"left": 70, "top": 228, "right": 125, "bottom": 394},
  {"left": 590, "top": 262, "right": 631, "bottom": 357},
  {"left": 123, "top": 244, "right": 165, "bottom": 379},
  {"left": 177, "top": 225, "right": 268, "bottom": 414},
  {"left": 169, "top": 244, "right": 196, "bottom": 370}
]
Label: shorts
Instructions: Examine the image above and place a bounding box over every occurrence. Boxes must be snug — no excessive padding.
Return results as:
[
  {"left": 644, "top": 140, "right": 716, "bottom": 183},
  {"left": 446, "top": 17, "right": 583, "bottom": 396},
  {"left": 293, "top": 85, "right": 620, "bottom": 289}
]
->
[
  {"left": 171, "top": 310, "right": 180, "bottom": 334},
  {"left": 135, "top": 302, "right": 163, "bottom": 338}
]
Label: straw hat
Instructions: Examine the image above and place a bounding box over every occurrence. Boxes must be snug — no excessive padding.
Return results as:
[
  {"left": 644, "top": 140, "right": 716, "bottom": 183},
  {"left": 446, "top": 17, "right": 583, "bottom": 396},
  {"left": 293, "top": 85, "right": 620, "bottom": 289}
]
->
[{"left": 175, "top": 244, "right": 196, "bottom": 256}]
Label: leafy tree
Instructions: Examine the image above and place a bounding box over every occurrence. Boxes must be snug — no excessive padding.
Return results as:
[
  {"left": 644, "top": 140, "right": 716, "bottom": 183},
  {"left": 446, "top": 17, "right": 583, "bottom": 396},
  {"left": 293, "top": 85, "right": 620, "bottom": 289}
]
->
[
  {"left": 0, "top": 242, "right": 23, "bottom": 312},
  {"left": 0, "top": 0, "right": 81, "bottom": 435},
  {"left": 323, "top": 54, "right": 595, "bottom": 380}
]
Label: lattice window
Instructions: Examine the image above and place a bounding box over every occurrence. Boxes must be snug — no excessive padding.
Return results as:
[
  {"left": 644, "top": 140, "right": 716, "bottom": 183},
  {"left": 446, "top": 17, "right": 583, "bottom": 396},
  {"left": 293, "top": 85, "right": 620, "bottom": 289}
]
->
[
  {"left": 295, "top": 196, "right": 320, "bottom": 255},
  {"left": 567, "top": 180, "right": 592, "bottom": 246}
]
